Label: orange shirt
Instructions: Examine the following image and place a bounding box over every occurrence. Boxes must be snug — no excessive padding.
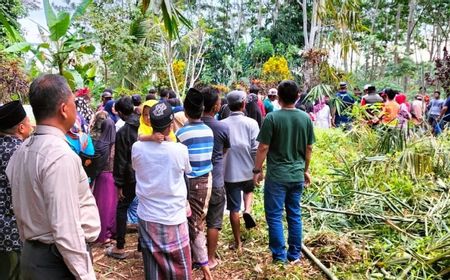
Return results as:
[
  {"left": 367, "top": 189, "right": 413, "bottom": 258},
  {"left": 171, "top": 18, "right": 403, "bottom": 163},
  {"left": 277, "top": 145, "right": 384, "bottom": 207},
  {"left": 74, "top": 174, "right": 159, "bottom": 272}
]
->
[{"left": 382, "top": 100, "right": 400, "bottom": 124}]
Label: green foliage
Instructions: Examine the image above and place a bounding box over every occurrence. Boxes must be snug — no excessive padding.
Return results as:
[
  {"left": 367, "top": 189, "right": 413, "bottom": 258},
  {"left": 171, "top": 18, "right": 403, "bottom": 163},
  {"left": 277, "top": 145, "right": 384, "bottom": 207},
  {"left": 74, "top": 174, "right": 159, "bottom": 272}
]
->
[
  {"left": 250, "top": 37, "right": 274, "bottom": 65},
  {"left": 385, "top": 57, "right": 417, "bottom": 78}
]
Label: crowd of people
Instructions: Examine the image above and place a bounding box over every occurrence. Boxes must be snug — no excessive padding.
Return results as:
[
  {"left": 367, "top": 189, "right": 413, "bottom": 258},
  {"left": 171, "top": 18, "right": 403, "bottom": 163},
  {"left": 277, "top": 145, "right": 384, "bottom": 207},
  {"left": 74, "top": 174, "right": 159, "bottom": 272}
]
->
[
  {"left": 307, "top": 82, "right": 450, "bottom": 134},
  {"left": 0, "top": 75, "right": 314, "bottom": 280},
  {"left": 1, "top": 73, "right": 449, "bottom": 280}
]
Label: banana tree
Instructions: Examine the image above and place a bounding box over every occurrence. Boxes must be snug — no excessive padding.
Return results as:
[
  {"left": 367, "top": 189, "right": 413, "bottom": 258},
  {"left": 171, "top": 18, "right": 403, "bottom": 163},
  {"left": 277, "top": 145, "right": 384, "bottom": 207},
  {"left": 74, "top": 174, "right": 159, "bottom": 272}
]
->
[
  {"left": 140, "top": 0, "right": 191, "bottom": 40},
  {"left": 4, "top": 0, "right": 95, "bottom": 88}
]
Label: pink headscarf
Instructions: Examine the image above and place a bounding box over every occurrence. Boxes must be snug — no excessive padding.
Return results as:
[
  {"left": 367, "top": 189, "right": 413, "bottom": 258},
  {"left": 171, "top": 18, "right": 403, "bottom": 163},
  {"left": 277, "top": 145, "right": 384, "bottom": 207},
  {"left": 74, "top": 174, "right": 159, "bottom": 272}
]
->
[{"left": 313, "top": 97, "right": 327, "bottom": 114}]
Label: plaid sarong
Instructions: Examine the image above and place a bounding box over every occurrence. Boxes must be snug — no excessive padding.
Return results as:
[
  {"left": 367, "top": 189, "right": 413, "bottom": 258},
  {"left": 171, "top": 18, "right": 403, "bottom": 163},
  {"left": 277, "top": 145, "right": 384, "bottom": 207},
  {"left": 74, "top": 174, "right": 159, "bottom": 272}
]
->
[
  {"left": 139, "top": 219, "right": 192, "bottom": 280},
  {"left": 188, "top": 174, "right": 212, "bottom": 266}
]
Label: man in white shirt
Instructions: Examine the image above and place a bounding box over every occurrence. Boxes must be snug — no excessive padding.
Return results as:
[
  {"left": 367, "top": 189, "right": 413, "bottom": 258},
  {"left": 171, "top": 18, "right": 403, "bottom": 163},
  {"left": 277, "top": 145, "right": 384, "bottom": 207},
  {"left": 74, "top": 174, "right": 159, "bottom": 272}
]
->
[{"left": 132, "top": 101, "right": 193, "bottom": 280}]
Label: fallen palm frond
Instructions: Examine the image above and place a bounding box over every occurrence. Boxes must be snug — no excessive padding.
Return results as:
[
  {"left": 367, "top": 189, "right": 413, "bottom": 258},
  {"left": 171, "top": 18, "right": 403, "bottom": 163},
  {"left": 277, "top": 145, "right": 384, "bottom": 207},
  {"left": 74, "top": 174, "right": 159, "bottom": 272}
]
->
[
  {"left": 305, "top": 128, "right": 450, "bottom": 279},
  {"left": 302, "top": 243, "right": 339, "bottom": 280}
]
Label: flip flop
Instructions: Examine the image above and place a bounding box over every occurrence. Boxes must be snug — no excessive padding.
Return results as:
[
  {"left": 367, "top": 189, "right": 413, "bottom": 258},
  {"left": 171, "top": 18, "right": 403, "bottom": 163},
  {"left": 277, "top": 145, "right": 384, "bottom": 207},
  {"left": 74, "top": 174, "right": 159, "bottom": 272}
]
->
[
  {"left": 243, "top": 212, "right": 256, "bottom": 229},
  {"left": 105, "top": 247, "right": 128, "bottom": 260}
]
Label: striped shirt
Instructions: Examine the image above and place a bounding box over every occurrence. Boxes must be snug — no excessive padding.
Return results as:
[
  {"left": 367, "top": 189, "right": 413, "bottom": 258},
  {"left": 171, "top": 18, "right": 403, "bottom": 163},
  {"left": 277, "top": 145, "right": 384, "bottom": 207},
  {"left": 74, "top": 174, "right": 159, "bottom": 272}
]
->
[{"left": 176, "top": 121, "right": 214, "bottom": 178}]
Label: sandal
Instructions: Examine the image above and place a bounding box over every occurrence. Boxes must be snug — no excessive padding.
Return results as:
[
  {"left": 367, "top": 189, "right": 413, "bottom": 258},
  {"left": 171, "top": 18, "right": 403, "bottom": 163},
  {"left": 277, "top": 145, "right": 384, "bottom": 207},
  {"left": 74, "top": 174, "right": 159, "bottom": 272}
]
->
[
  {"left": 243, "top": 213, "right": 256, "bottom": 229},
  {"left": 105, "top": 247, "right": 128, "bottom": 260}
]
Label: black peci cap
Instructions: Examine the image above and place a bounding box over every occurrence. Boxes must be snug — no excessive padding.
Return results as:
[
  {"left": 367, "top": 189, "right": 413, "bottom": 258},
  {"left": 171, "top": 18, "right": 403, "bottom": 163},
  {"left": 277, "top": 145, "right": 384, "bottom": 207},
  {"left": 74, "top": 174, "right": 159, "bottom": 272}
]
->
[
  {"left": 0, "top": 101, "right": 27, "bottom": 130},
  {"left": 150, "top": 101, "right": 174, "bottom": 129}
]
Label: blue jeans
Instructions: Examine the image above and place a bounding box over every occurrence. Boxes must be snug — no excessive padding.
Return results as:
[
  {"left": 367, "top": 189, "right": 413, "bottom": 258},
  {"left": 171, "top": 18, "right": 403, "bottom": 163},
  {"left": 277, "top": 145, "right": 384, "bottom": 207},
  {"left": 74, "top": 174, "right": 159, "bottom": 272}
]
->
[{"left": 264, "top": 179, "right": 303, "bottom": 262}]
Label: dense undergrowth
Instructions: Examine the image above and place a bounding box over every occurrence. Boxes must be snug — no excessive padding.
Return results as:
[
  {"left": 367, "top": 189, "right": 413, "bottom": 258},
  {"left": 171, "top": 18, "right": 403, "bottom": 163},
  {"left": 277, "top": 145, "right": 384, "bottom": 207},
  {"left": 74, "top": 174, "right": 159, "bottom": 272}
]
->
[{"left": 302, "top": 126, "right": 450, "bottom": 279}]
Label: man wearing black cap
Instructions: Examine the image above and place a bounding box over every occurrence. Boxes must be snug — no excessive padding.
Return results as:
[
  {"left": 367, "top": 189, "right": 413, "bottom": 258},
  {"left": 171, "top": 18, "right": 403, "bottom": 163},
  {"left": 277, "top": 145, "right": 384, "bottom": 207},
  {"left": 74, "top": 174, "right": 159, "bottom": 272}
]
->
[
  {"left": 97, "top": 88, "right": 113, "bottom": 112},
  {"left": 6, "top": 74, "right": 100, "bottom": 279},
  {"left": 175, "top": 88, "right": 214, "bottom": 280},
  {"left": 0, "top": 101, "right": 33, "bottom": 280},
  {"left": 132, "top": 101, "right": 193, "bottom": 279},
  {"left": 333, "top": 82, "right": 355, "bottom": 128}
]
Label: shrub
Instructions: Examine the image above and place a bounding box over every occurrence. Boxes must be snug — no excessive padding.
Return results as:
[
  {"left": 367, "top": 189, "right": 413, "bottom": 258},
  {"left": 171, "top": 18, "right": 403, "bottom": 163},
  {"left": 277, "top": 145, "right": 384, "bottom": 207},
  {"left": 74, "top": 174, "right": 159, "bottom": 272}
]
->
[{"left": 261, "top": 56, "right": 292, "bottom": 83}]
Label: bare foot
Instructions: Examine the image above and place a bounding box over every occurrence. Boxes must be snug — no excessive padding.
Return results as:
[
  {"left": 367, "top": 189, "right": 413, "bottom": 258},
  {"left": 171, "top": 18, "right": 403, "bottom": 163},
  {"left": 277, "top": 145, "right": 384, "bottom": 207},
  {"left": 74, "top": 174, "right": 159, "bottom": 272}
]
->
[
  {"left": 208, "top": 258, "right": 219, "bottom": 270},
  {"left": 201, "top": 265, "right": 213, "bottom": 280},
  {"left": 228, "top": 242, "right": 242, "bottom": 251}
]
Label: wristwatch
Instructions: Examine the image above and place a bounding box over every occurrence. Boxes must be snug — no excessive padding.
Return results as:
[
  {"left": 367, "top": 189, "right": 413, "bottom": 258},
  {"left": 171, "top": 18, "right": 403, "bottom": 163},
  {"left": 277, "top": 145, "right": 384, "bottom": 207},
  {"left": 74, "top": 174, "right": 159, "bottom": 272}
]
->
[{"left": 252, "top": 168, "right": 262, "bottom": 174}]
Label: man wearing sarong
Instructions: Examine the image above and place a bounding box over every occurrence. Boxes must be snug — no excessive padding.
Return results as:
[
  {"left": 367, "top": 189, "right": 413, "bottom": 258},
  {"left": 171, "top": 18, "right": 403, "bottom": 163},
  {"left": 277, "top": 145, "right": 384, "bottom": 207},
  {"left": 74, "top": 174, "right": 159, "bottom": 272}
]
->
[
  {"left": 132, "top": 101, "right": 192, "bottom": 280},
  {"left": 176, "top": 88, "right": 214, "bottom": 280},
  {"left": 0, "top": 101, "right": 33, "bottom": 280}
]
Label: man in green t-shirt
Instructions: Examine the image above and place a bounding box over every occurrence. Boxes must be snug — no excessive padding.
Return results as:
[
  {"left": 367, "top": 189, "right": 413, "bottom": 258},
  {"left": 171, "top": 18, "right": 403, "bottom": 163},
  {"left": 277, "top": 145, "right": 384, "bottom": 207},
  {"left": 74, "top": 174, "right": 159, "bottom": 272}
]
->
[{"left": 253, "top": 80, "right": 315, "bottom": 264}]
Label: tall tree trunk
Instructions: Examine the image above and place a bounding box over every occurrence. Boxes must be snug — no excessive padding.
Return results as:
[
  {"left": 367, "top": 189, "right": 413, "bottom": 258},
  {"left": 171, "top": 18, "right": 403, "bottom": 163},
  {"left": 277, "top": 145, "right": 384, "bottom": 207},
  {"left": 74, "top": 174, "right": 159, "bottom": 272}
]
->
[
  {"left": 257, "top": 0, "right": 264, "bottom": 29},
  {"left": 301, "top": 0, "right": 309, "bottom": 49},
  {"left": 403, "top": 0, "right": 416, "bottom": 92},
  {"left": 370, "top": 0, "right": 380, "bottom": 33},
  {"left": 394, "top": 4, "right": 402, "bottom": 63},
  {"left": 273, "top": 0, "right": 281, "bottom": 22}
]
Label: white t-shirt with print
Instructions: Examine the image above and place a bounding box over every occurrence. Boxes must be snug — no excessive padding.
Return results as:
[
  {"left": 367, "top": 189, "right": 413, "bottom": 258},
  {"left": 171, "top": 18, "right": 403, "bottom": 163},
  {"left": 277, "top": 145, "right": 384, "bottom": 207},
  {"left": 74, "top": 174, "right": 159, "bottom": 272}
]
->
[{"left": 132, "top": 140, "right": 192, "bottom": 225}]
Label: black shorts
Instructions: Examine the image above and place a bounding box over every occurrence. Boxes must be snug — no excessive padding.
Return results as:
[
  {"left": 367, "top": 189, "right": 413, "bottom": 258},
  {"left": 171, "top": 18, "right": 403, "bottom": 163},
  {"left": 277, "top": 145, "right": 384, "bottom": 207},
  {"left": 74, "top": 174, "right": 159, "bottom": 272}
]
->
[
  {"left": 206, "top": 186, "right": 226, "bottom": 229},
  {"left": 225, "top": 180, "right": 255, "bottom": 212}
]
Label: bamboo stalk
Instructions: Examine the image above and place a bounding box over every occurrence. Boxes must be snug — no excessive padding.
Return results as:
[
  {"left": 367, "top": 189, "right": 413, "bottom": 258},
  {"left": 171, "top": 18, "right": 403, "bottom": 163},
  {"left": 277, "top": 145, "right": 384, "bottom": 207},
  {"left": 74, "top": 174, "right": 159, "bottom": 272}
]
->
[
  {"left": 302, "top": 205, "right": 423, "bottom": 223},
  {"left": 301, "top": 243, "right": 338, "bottom": 280}
]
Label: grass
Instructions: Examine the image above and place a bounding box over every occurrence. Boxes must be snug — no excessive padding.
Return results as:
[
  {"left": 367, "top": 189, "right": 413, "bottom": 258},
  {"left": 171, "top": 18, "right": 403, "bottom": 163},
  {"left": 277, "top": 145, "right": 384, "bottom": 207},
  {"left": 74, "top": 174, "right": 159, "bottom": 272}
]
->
[{"left": 94, "top": 127, "right": 450, "bottom": 279}]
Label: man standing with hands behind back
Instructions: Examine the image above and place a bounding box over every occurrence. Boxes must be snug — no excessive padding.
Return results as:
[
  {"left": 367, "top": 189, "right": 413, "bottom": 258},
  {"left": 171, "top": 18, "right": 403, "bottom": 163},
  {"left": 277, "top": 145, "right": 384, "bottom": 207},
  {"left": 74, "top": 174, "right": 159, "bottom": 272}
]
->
[
  {"left": 6, "top": 74, "right": 100, "bottom": 279},
  {"left": 253, "top": 80, "right": 315, "bottom": 264}
]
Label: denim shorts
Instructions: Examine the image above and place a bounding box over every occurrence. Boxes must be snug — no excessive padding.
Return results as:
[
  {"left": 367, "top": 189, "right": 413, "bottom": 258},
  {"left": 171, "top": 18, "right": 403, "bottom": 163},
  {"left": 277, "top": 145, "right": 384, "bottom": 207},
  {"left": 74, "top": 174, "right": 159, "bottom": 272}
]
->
[{"left": 225, "top": 180, "right": 254, "bottom": 212}]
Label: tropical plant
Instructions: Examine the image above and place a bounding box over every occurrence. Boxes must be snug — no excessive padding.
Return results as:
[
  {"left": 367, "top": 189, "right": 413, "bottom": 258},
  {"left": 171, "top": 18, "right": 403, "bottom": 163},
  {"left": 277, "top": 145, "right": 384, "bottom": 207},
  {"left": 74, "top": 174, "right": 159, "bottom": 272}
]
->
[
  {"left": 4, "top": 0, "right": 95, "bottom": 89},
  {"left": 261, "top": 56, "right": 291, "bottom": 83},
  {"left": 0, "top": 54, "right": 29, "bottom": 103}
]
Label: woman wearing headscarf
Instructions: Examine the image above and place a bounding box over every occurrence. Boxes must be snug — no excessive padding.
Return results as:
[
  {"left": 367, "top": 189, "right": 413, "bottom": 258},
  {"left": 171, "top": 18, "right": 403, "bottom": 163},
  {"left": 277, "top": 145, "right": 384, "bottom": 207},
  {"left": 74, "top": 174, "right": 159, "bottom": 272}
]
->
[
  {"left": 245, "top": 93, "right": 263, "bottom": 128},
  {"left": 395, "top": 93, "right": 411, "bottom": 131},
  {"left": 313, "top": 97, "right": 331, "bottom": 129},
  {"left": 104, "top": 100, "right": 118, "bottom": 123},
  {"left": 75, "top": 88, "right": 95, "bottom": 130},
  {"left": 66, "top": 113, "right": 95, "bottom": 155},
  {"left": 91, "top": 111, "right": 118, "bottom": 245}
]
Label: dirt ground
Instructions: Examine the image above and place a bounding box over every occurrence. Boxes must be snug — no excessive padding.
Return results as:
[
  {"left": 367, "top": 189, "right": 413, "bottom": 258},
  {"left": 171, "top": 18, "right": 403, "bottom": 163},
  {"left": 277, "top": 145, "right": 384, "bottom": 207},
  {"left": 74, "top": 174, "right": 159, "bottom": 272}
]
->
[{"left": 93, "top": 231, "right": 325, "bottom": 280}]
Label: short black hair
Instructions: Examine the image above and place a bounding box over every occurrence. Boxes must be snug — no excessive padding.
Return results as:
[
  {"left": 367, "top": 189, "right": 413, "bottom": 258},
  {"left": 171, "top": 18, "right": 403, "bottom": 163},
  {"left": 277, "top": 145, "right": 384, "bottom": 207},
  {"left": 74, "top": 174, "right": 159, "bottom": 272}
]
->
[
  {"left": 104, "top": 88, "right": 113, "bottom": 94},
  {"left": 183, "top": 88, "right": 204, "bottom": 119},
  {"left": 201, "top": 87, "right": 220, "bottom": 113},
  {"left": 115, "top": 96, "right": 134, "bottom": 116},
  {"left": 385, "top": 88, "right": 397, "bottom": 100},
  {"left": 160, "top": 88, "right": 169, "bottom": 98},
  {"left": 148, "top": 88, "right": 157, "bottom": 94},
  {"left": 168, "top": 90, "right": 177, "bottom": 99},
  {"left": 249, "top": 84, "right": 260, "bottom": 94},
  {"left": 277, "top": 80, "right": 299, "bottom": 105},
  {"left": 29, "top": 74, "right": 72, "bottom": 122},
  {"left": 228, "top": 101, "right": 244, "bottom": 112},
  {"left": 146, "top": 93, "right": 156, "bottom": 100},
  {"left": 167, "top": 98, "right": 181, "bottom": 107},
  {"left": 434, "top": 90, "right": 441, "bottom": 96}
]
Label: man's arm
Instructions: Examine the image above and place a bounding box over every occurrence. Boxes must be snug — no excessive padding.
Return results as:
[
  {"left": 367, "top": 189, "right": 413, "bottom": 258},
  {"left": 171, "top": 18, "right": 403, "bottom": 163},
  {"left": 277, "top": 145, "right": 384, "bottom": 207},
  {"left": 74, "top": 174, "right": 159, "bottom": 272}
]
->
[
  {"left": 304, "top": 145, "right": 313, "bottom": 186},
  {"left": 253, "top": 143, "right": 269, "bottom": 185},
  {"left": 113, "top": 130, "right": 127, "bottom": 189},
  {"left": 439, "top": 105, "right": 448, "bottom": 120},
  {"left": 43, "top": 155, "right": 96, "bottom": 280}
]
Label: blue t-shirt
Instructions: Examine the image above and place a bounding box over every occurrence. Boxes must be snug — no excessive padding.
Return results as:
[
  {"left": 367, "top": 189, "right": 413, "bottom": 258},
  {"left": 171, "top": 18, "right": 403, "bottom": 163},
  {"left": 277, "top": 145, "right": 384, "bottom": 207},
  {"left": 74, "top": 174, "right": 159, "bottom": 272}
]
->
[
  {"left": 335, "top": 91, "right": 355, "bottom": 126},
  {"left": 176, "top": 121, "right": 214, "bottom": 178},
  {"left": 201, "top": 116, "right": 231, "bottom": 188},
  {"left": 443, "top": 97, "right": 450, "bottom": 122},
  {"left": 429, "top": 99, "right": 445, "bottom": 116}
]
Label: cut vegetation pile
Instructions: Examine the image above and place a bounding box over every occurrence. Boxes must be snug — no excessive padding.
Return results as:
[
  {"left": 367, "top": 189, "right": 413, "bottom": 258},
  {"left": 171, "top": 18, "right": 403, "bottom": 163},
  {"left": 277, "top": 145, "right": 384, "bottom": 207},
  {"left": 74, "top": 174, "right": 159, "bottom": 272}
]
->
[{"left": 303, "top": 126, "right": 450, "bottom": 279}]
